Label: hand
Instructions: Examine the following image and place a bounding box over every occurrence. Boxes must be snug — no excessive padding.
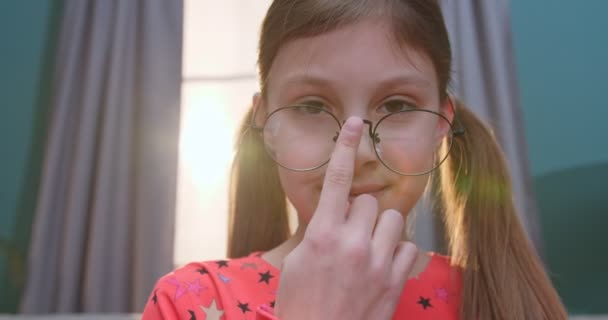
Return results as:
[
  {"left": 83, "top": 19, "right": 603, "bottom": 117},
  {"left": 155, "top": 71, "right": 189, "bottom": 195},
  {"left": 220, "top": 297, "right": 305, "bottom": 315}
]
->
[{"left": 275, "top": 117, "right": 418, "bottom": 320}]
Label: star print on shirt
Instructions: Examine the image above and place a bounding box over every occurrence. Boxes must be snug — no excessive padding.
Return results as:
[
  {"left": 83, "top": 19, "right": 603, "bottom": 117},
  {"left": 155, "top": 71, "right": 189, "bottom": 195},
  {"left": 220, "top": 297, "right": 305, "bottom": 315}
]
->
[
  {"left": 188, "top": 309, "right": 196, "bottom": 320},
  {"left": 142, "top": 252, "right": 462, "bottom": 320},
  {"left": 417, "top": 296, "right": 433, "bottom": 310},
  {"left": 195, "top": 268, "right": 209, "bottom": 275},
  {"left": 218, "top": 273, "right": 231, "bottom": 283},
  {"left": 151, "top": 289, "right": 158, "bottom": 305},
  {"left": 258, "top": 270, "right": 274, "bottom": 284},
  {"left": 237, "top": 301, "right": 252, "bottom": 313},
  {"left": 165, "top": 278, "right": 187, "bottom": 300},
  {"left": 187, "top": 279, "right": 207, "bottom": 295},
  {"left": 435, "top": 287, "right": 449, "bottom": 303},
  {"left": 200, "top": 298, "right": 224, "bottom": 320}
]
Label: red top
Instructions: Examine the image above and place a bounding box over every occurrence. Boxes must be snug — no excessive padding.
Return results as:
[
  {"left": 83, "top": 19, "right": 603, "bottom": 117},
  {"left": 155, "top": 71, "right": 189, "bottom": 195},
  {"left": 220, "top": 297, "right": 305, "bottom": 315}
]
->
[{"left": 142, "top": 251, "right": 462, "bottom": 319}]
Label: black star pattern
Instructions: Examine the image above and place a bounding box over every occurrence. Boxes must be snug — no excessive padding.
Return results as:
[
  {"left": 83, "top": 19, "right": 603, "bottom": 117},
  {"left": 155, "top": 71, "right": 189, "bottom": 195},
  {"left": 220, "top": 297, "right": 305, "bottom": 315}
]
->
[
  {"left": 258, "top": 270, "right": 274, "bottom": 284},
  {"left": 237, "top": 301, "right": 252, "bottom": 313},
  {"left": 216, "top": 260, "right": 229, "bottom": 268},
  {"left": 196, "top": 267, "right": 209, "bottom": 275},
  {"left": 270, "top": 300, "right": 275, "bottom": 308},
  {"left": 417, "top": 296, "right": 433, "bottom": 310},
  {"left": 151, "top": 289, "right": 158, "bottom": 305},
  {"left": 188, "top": 309, "right": 197, "bottom": 320}
]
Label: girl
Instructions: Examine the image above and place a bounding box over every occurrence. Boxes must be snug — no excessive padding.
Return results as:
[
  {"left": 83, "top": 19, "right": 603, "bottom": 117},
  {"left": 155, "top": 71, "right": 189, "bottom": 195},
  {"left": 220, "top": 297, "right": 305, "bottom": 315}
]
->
[{"left": 143, "top": 0, "right": 567, "bottom": 319}]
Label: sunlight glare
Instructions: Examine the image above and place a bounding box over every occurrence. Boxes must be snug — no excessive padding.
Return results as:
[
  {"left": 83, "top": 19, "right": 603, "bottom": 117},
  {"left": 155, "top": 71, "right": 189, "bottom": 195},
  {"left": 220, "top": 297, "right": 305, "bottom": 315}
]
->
[{"left": 180, "top": 88, "right": 234, "bottom": 195}]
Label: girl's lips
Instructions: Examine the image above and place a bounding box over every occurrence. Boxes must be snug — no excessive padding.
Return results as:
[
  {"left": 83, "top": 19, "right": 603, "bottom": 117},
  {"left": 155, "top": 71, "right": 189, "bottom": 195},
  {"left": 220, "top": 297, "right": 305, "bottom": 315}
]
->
[{"left": 347, "top": 187, "right": 386, "bottom": 203}]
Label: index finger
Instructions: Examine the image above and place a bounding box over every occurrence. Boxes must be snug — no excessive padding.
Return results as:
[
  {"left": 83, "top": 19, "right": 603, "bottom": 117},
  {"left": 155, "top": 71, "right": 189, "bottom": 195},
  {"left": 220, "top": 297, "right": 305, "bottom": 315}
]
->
[{"left": 313, "top": 116, "right": 364, "bottom": 225}]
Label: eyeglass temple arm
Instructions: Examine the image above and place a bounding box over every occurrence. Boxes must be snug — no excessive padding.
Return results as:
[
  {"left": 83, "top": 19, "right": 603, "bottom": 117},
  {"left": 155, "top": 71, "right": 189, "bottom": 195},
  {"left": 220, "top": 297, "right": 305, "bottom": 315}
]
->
[
  {"left": 448, "top": 94, "right": 466, "bottom": 137},
  {"left": 249, "top": 107, "right": 263, "bottom": 131}
]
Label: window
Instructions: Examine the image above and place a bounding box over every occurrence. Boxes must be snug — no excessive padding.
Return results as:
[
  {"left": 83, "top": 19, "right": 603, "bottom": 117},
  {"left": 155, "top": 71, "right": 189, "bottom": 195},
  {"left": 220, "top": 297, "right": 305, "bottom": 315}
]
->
[{"left": 175, "top": 0, "right": 273, "bottom": 266}]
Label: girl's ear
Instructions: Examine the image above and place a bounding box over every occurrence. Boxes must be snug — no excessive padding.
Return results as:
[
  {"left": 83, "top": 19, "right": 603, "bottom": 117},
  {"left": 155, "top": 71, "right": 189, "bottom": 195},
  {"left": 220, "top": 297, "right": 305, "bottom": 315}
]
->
[
  {"left": 443, "top": 93, "right": 456, "bottom": 124},
  {"left": 434, "top": 94, "right": 457, "bottom": 144},
  {"left": 252, "top": 92, "right": 265, "bottom": 128}
]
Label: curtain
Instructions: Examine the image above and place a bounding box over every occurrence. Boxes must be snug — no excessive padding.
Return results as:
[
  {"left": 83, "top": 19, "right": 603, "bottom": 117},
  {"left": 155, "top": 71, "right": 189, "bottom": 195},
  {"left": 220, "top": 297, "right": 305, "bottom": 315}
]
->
[
  {"left": 420, "top": 0, "right": 543, "bottom": 254},
  {"left": 20, "top": 0, "right": 183, "bottom": 313}
]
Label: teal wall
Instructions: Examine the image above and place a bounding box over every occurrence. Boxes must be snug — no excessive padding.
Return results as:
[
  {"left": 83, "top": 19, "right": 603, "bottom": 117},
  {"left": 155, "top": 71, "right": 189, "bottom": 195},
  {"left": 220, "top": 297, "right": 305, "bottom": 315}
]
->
[
  {"left": 512, "top": 0, "right": 608, "bottom": 177},
  {"left": 0, "top": 0, "right": 61, "bottom": 312},
  {"left": 512, "top": 0, "right": 608, "bottom": 314}
]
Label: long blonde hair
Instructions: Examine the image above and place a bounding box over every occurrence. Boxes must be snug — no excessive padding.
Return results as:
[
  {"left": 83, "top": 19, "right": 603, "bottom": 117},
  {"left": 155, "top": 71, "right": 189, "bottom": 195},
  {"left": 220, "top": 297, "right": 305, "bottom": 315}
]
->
[{"left": 228, "top": 1, "right": 567, "bottom": 319}]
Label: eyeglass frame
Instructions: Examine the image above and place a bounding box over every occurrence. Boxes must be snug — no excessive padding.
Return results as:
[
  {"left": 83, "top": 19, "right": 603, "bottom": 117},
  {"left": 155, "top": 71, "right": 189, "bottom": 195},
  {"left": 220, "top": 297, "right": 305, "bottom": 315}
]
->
[{"left": 249, "top": 94, "right": 466, "bottom": 176}]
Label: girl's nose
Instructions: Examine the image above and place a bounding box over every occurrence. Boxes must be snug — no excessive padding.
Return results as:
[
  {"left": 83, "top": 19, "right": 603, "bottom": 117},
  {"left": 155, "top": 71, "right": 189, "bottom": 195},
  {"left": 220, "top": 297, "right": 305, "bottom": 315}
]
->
[{"left": 354, "top": 119, "right": 380, "bottom": 172}]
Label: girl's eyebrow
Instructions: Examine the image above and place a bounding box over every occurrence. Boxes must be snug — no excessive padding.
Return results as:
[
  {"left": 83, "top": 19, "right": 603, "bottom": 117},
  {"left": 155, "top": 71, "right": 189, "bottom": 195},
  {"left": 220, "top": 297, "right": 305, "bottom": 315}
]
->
[
  {"left": 279, "top": 73, "right": 335, "bottom": 91},
  {"left": 278, "top": 72, "right": 431, "bottom": 92},
  {"left": 375, "top": 74, "right": 431, "bottom": 90}
]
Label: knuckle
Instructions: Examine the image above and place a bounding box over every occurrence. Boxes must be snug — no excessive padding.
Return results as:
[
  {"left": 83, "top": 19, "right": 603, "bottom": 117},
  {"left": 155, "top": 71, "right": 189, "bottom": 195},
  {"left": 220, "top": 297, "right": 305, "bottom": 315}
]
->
[
  {"left": 384, "top": 283, "right": 401, "bottom": 298},
  {"left": 326, "top": 164, "right": 353, "bottom": 187},
  {"left": 343, "top": 239, "right": 370, "bottom": 264},
  {"left": 381, "top": 277, "right": 395, "bottom": 292},
  {"left": 369, "top": 262, "right": 391, "bottom": 290},
  {"left": 369, "top": 260, "right": 384, "bottom": 277},
  {"left": 305, "top": 228, "right": 337, "bottom": 253}
]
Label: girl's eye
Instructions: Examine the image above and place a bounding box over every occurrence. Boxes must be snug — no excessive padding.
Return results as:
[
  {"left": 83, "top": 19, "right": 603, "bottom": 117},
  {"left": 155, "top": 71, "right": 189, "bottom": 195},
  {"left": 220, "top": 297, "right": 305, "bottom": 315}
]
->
[
  {"left": 379, "top": 100, "right": 417, "bottom": 114},
  {"left": 293, "top": 101, "right": 329, "bottom": 114},
  {"left": 294, "top": 105, "right": 323, "bottom": 114}
]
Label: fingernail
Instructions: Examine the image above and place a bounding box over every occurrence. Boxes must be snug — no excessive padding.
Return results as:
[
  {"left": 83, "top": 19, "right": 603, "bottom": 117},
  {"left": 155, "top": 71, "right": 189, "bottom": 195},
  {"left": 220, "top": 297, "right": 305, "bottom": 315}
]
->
[{"left": 344, "top": 116, "right": 363, "bottom": 133}]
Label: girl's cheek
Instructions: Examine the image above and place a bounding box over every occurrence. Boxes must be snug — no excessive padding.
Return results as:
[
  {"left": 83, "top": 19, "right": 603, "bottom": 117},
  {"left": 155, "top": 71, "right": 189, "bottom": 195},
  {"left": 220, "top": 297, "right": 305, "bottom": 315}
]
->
[
  {"left": 278, "top": 169, "right": 323, "bottom": 224},
  {"left": 386, "top": 176, "right": 430, "bottom": 215}
]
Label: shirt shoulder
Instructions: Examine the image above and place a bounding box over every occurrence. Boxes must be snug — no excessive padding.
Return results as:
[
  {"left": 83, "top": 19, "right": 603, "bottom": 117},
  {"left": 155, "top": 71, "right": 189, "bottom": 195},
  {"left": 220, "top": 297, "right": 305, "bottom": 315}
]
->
[
  {"left": 141, "top": 252, "right": 279, "bottom": 320},
  {"left": 392, "top": 252, "right": 463, "bottom": 320}
]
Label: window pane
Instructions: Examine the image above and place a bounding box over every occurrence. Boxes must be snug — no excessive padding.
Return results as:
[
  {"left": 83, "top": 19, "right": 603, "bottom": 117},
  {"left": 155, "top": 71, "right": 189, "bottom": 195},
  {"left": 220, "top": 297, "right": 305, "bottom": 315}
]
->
[
  {"left": 183, "top": 0, "right": 272, "bottom": 78},
  {"left": 175, "top": 80, "right": 258, "bottom": 266}
]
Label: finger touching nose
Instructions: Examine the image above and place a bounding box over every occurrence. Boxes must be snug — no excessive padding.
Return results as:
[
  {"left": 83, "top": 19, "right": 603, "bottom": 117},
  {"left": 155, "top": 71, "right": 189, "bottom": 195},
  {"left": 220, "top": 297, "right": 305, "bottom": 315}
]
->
[{"left": 354, "top": 120, "right": 380, "bottom": 170}]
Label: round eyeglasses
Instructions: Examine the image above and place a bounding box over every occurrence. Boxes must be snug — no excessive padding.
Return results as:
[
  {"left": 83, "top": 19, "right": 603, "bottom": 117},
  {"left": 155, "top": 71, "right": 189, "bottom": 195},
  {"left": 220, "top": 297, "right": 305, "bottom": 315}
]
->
[{"left": 251, "top": 104, "right": 465, "bottom": 176}]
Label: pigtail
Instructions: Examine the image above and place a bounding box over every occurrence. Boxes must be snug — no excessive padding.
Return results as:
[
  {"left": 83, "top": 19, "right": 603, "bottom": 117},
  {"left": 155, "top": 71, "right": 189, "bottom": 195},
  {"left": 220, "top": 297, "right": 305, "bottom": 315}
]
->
[
  {"left": 227, "top": 108, "right": 290, "bottom": 258},
  {"left": 438, "top": 100, "right": 567, "bottom": 319}
]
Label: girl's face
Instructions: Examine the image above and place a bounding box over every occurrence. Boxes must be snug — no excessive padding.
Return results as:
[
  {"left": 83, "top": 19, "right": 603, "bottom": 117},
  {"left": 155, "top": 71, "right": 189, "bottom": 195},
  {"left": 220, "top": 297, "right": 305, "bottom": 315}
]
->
[{"left": 258, "top": 19, "right": 451, "bottom": 225}]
